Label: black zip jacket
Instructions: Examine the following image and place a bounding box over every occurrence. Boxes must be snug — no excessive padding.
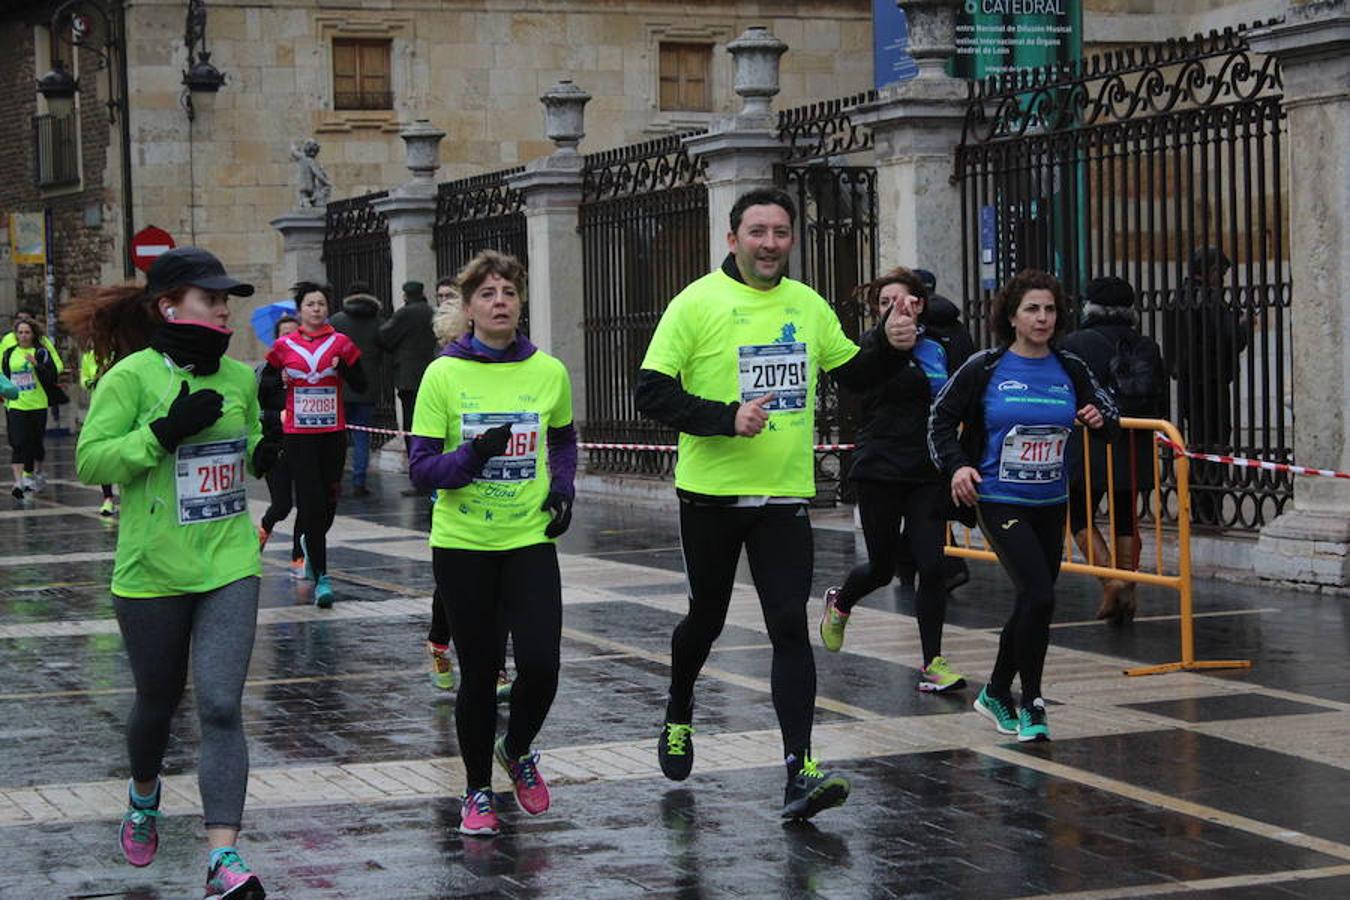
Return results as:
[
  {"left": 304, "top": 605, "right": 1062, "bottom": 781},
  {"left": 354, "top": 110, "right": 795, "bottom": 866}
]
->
[
  {"left": 848, "top": 321, "right": 972, "bottom": 484},
  {"left": 927, "top": 344, "right": 1120, "bottom": 519},
  {"left": 635, "top": 254, "right": 908, "bottom": 438}
]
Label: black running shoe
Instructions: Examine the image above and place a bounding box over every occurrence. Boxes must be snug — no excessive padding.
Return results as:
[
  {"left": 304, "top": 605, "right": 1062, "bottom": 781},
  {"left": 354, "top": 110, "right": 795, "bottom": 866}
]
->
[
  {"left": 657, "top": 721, "right": 695, "bottom": 781},
  {"left": 781, "top": 757, "right": 850, "bottom": 820}
]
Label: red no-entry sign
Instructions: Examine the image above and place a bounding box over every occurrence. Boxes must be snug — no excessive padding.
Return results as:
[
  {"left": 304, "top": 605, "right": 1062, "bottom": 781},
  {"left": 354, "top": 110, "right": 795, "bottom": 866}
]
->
[{"left": 130, "top": 226, "right": 176, "bottom": 273}]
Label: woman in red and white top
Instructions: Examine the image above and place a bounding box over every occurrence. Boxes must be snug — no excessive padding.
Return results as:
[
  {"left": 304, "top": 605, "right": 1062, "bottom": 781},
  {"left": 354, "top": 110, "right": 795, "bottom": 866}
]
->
[{"left": 262, "top": 282, "right": 365, "bottom": 607}]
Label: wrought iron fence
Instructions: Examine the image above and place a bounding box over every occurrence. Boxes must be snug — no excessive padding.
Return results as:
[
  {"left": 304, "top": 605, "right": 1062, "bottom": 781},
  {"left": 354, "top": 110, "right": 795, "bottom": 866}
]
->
[
  {"left": 776, "top": 93, "right": 880, "bottom": 503},
  {"left": 580, "top": 132, "right": 709, "bottom": 476},
  {"left": 956, "top": 24, "right": 1291, "bottom": 531},
  {"left": 322, "top": 191, "right": 397, "bottom": 447},
  {"left": 433, "top": 167, "right": 529, "bottom": 334},
  {"left": 33, "top": 113, "right": 79, "bottom": 189}
]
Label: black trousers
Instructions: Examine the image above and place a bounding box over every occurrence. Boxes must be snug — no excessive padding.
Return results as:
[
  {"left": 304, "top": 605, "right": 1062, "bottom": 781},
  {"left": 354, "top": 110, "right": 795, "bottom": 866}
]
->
[
  {"left": 260, "top": 453, "right": 303, "bottom": 560},
  {"left": 284, "top": 431, "right": 347, "bottom": 577},
  {"left": 671, "top": 500, "right": 815, "bottom": 760},
  {"left": 428, "top": 591, "right": 450, "bottom": 646},
  {"left": 838, "top": 480, "right": 949, "bottom": 666},
  {"left": 6, "top": 408, "right": 46, "bottom": 468},
  {"left": 977, "top": 502, "right": 1064, "bottom": 706},
  {"left": 432, "top": 543, "right": 561, "bottom": 790},
  {"left": 398, "top": 389, "right": 417, "bottom": 453}
]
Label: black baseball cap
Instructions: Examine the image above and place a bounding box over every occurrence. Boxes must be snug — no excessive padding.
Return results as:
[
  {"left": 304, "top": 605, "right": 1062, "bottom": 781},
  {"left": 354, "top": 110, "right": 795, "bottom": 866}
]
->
[{"left": 146, "top": 247, "right": 255, "bottom": 298}]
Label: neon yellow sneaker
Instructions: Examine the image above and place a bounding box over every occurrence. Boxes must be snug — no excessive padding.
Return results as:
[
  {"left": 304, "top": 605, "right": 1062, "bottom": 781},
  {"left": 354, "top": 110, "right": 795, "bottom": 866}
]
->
[
  {"left": 917, "top": 656, "right": 968, "bottom": 693},
  {"left": 429, "top": 643, "right": 455, "bottom": 691},
  {"left": 818, "top": 587, "right": 849, "bottom": 652}
]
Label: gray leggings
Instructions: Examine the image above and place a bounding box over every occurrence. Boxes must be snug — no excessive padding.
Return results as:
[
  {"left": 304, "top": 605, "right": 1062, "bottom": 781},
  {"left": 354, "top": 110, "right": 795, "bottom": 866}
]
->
[{"left": 113, "top": 576, "right": 259, "bottom": 830}]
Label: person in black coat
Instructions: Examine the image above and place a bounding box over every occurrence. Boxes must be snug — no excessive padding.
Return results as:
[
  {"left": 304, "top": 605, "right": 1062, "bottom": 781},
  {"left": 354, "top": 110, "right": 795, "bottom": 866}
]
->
[
  {"left": 1060, "top": 276, "right": 1166, "bottom": 623},
  {"left": 819, "top": 267, "right": 973, "bottom": 694},
  {"left": 377, "top": 280, "right": 437, "bottom": 452},
  {"left": 331, "top": 282, "right": 385, "bottom": 496}
]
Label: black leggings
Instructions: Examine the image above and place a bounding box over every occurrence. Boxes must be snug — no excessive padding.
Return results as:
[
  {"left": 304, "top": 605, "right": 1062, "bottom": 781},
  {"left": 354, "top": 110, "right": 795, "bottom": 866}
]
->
[
  {"left": 671, "top": 501, "right": 815, "bottom": 759},
  {"left": 284, "top": 431, "right": 347, "bottom": 576},
  {"left": 6, "top": 408, "right": 46, "bottom": 468},
  {"left": 1067, "top": 482, "right": 1138, "bottom": 537},
  {"left": 978, "top": 502, "right": 1064, "bottom": 707},
  {"left": 260, "top": 454, "right": 303, "bottom": 560},
  {"left": 428, "top": 591, "right": 450, "bottom": 646},
  {"left": 432, "top": 543, "right": 561, "bottom": 790},
  {"left": 837, "top": 480, "right": 948, "bottom": 665}
]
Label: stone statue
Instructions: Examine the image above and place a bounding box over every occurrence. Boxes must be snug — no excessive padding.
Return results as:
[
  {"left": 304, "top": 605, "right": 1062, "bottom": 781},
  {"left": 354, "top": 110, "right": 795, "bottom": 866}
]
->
[{"left": 291, "top": 139, "right": 332, "bottom": 208}]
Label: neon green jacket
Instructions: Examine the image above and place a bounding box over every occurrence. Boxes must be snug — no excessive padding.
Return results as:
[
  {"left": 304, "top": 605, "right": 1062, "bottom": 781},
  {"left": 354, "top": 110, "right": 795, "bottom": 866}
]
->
[{"left": 76, "top": 347, "right": 263, "bottom": 598}]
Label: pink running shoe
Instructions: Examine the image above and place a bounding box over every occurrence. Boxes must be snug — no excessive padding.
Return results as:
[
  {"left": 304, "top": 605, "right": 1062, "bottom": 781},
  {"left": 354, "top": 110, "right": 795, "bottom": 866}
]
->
[
  {"left": 494, "top": 738, "right": 550, "bottom": 816},
  {"left": 204, "top": 848, "right": 265, "bottom": 898},
  {"left": 459, "top": 788, "right": 500, "bottom": 836},
  {"left": 118, "top": 806, "right": 160, "bottom": 867}
]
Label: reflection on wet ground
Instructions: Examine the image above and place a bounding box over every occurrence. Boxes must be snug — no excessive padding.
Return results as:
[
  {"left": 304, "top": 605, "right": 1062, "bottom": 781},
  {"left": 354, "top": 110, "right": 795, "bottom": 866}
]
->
[{"left": 3, "top": 435, "right": 1349, "bottom": 898}]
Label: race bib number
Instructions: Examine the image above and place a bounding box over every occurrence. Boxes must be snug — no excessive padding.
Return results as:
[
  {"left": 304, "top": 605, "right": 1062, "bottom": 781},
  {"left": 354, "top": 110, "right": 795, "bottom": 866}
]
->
[
  {"left": 11, "top": 370, "right": 35, "bottom": 392},
  {"left": 738, "top": 343, "right": 808, "bottom": 412},
  {"left": 294, "top": 386, "right": 338, "bottom": 428},
  {"left": 998, "top": 425, "right": 1070, "bottom": 484},
  {"left": 461, "top": 412, "right": 540, "bottom": 482},
  {"left": 176, "top": 438, "right": 248, "bottom": 525}
]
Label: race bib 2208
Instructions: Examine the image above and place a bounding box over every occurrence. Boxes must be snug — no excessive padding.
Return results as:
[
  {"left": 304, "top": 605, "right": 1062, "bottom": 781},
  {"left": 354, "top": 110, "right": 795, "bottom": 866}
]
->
[{"left": 294, "top": 386, "right": 338, "bottom": 428}]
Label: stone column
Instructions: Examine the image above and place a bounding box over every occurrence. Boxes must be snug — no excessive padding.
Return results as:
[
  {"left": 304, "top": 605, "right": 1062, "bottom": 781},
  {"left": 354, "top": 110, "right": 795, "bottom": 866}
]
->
[
  {"left": 372, "top": 119, "right": 445, "bottom": 311},
  {"left": 508, "top": 80, "right": 591, "bottom": 425},
  {"left": 269, "top": 209, "right": 328, "bottom": 292},
  {"left": 1249, "top": 4, "right": 1350, "bottom": 589},
  {"left": 685, "top": 27, "right": 789, "bottom": 268},
  {"left": 854, "top": 0, "right": 966, "bottom": 287}
]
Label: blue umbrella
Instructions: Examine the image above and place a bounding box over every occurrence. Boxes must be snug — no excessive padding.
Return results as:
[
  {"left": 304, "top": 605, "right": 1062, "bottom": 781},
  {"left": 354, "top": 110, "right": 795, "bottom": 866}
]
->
[{"left": 249, "top": 300, "right": 297, "bottom": 346}]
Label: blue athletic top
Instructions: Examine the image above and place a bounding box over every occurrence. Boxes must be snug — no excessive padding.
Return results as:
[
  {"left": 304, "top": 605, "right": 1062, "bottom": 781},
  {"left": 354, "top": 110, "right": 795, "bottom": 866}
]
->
[
  {"left": 912, "top": 334, "right": 949, "bottom": 392},
  {"left": 977, "top": 349, "right": 1078, "bottom": 505}
]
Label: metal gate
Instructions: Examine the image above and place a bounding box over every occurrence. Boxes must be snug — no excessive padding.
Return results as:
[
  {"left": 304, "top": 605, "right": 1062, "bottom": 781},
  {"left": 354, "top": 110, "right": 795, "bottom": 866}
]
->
[
  {"left": 322, "top": 191, "right": 397, "bottom": 446},
  {"left": 579, "top": 133, "right": 709, "bottom": 476},
  {"left": 776, "top": 93, "right": 880, "bottom": 502},
  {"left": 433, "top": 168, "right": 530, "bottom": 334},
  {"left": 956, "top": 27, "right": 1291, "bottom": 530}
]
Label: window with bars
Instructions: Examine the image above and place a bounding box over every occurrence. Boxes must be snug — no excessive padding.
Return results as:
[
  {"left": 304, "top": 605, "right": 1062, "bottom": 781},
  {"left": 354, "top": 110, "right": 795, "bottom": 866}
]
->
[
  {"left": 33, "top": 114, "right": 79, "bottom": 189},
  {"left": 658, "top": 42, "right": 711, "bottom": 112},
  {"left": 333, "top": 38, "right": 392, "bottom": 110}
]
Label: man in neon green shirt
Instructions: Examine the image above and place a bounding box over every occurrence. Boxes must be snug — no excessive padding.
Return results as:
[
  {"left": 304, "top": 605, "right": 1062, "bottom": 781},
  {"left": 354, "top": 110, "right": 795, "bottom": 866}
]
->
[{"left": 637, "top": 187, "right": 917, "bottom": 820}]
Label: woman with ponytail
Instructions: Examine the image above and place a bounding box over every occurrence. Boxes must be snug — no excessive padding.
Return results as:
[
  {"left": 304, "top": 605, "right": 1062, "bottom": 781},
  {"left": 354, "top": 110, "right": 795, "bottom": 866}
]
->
[{"left": 64, "top": 247, "right": 278, "bottom": 900}]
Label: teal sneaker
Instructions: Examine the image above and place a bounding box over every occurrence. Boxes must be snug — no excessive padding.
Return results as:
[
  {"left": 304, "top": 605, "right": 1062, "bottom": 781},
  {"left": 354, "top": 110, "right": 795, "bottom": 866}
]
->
[
  {"left": 781, "top": 756, "right": 850, "bottom": 820},
  {"left": 313, "top": 575, "right": 334, "bottom": 609},
  {"left": 917, "top": 656, "right": 968, "bottom": 693},
  {"left": 974, "top": 686, "right": 1019, "bottom": 735},
  {"left": 1017, "top": 698, "right": 1050, "bottom": 742},
  {"left": 818, "top": 587, "right": 849, "bottom": 652}
]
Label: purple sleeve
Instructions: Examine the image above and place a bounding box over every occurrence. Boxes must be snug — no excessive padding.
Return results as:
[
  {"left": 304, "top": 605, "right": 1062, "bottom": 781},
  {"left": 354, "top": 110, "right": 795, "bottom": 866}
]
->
[
  {"left": 547, "top": 423, "right": 578, "bottom": 499},
  {"left": 408, "top": 435, "right": 484, "bottom": 492}
]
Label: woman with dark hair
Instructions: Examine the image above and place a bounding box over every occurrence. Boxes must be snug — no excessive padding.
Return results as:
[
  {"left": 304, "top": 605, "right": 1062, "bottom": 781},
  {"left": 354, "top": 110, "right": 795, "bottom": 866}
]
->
[
  {"left": 819, "top": 267, "right": 973, "bottom": 694},
  {"left": 64, "top": 246, "right": 279, "bottom": 899},
  {"left": 1061, "top": 276, "right": 1166, "bottom": 623},
  {"left": 929, "top": 270, "right": 1117, "bottom": 742},
  {"left": 262, "top": 282, "right": 366, "bottom": 607},
  {"left": 3, "top": 318, "right": 58, "bottom": 499},
  {"left": 409, "top": 249, "right": 577, "bottom": 836},
  {"left": 256, "top": 315, "right": 306, "bottom": 577}
]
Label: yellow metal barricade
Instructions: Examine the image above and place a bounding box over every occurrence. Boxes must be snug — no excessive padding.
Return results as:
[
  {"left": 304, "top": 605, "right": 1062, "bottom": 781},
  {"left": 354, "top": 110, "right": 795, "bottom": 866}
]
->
[{"left": 943, "top": 417, "right": 1251, "bottom": 677}]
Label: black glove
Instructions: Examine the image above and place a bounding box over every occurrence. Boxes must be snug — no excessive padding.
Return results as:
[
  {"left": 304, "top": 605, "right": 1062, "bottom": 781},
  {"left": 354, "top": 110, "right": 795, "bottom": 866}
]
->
[
  {"left": 150, "top": 381, "right": 224, "bottom": 452},
  {"left": 541, "top": 491, "right": 573, "bottom": 538},
  {"left": 471, "top": 422, "right": 513, "bottom": 462},
  {"left": 252, "top": 433, "right": 282, "bottom": 475}
]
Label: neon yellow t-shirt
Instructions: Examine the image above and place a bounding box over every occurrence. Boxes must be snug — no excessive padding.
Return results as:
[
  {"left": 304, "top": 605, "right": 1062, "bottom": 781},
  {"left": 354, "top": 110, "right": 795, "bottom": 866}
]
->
[
  {"left": 641, "top": 269, "right": 859, "bottom": 497},
  {"left": 413, "top": 351, "right": 573, "bottom": 551},
  {"left": 2, "top": 346, "right": 49, "bottom": 411}
]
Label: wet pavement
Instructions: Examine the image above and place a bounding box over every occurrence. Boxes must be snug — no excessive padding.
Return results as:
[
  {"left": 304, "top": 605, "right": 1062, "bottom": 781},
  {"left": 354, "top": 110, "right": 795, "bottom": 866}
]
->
[{"left": 3, "top": 434, "right": 1350, "bottom": 898}]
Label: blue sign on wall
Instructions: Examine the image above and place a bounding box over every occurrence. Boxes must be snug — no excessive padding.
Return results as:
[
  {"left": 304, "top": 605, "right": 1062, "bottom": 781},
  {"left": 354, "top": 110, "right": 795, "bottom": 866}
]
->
[{"left": 873, "top": 0, "right": 918, "bottom": 89}]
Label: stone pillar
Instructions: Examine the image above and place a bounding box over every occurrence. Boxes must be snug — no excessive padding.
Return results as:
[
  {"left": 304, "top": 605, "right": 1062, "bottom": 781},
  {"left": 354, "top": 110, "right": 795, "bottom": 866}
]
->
[
  {"left": 1249, "top": 4, "right": 1350, "bottom": 589},
  {"left": 269, "top": 209, "right": 327, "bottom": 292},
  {"left": 372, "top": 119, "right": 445, "bottom": 311},
  {"left": 685, "top": 27, "right": 789, "bottom": 268},
  {"left": 508, "top": 80, "right": 591, "bottom": 425},
  {"left": 854, "top": 0, "right": 966, "bottom": 287}
]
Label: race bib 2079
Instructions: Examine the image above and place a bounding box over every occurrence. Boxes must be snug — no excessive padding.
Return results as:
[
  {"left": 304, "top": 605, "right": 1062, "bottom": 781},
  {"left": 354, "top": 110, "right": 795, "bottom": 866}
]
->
[{"left": 738, "top": 343, "right": 808, "bottom": 412}]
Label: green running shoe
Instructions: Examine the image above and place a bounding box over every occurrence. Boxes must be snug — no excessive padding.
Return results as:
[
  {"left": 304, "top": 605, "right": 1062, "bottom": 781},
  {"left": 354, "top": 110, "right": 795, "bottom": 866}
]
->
[
  {"left": 974, "top": 685, "right": 1019, "bottom": 735},
  {"left": 818, "top": 587, "right": 849, "bottom": 652},
  {"left": 782, "top": 756, "right": 850, "bottom": 820},
  {"left": 658, "top": 721, "right": 695, "bottom": 781},
  {"left": 1017, "top": 698, "right": 1051, "bottom": 742},
  {"left": 917, "top": 656, "right": 968, "bottom": 693}
]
